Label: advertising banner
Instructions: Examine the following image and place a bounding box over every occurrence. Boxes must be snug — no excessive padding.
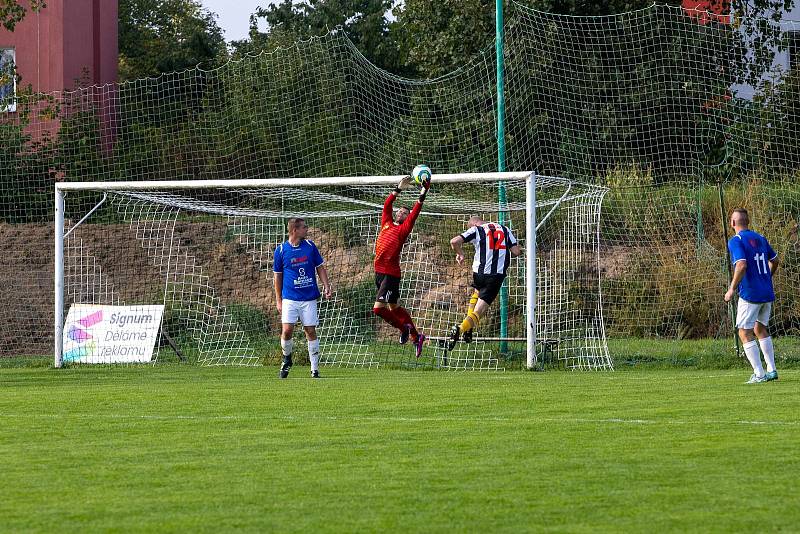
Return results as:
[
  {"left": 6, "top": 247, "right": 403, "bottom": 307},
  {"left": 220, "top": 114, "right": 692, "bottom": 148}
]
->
[{"left": 62, "top": 304, "right": 165, "bottom": 363}]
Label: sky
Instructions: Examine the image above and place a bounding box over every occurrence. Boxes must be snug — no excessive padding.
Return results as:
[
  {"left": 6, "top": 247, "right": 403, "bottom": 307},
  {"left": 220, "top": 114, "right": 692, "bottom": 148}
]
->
[
  {"left": 198, "top": 0, "right": 276, "bottom": 43},
  {"left": 199, "top": 0, "right": 402, "bottom": 42}
]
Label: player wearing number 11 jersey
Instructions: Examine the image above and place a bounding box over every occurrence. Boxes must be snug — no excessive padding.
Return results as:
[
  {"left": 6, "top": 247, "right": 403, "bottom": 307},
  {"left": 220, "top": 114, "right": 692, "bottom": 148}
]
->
[
  {"left": 724, "top": 208, "right": 780, "bottom": 384},
  {"left": 447, "top": 216, "right": 521, "bottom": 350}
]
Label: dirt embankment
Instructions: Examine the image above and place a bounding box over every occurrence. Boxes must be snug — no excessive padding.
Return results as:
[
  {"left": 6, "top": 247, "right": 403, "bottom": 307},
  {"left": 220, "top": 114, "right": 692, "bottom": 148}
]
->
[{"left": 0, "top": 221, "right": 482, "bottom": 356}]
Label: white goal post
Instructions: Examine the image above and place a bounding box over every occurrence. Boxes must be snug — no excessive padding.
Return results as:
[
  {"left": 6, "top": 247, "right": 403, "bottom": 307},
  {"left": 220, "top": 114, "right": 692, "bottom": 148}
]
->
[{"left": 53, "top": 172, "right": 608, "bottom": 370}]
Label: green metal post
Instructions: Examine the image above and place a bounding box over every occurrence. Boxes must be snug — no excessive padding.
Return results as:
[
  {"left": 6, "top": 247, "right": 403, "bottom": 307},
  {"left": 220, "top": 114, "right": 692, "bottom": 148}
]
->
[
  {"left": 496, "top": 0, "right": 509, "bottom": 355},
  {"left": 696, "top": 180, "right": 704, "bottom": 254},
  {"left": 496, "top": 0, "right": 506, "bottom": 169},
  {"left": 718, "top": 182, "right": 741, "bottom": 359}
]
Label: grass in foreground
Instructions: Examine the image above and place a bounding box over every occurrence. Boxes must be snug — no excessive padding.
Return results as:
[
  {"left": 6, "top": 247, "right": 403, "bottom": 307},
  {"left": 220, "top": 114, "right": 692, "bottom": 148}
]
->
[{"left": 1, "top": 366, "right": 798, "bottom": 532}]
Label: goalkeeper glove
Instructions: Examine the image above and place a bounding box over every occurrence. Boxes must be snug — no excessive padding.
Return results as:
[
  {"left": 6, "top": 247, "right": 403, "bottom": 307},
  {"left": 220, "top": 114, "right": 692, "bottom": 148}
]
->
[
  {"left": 418, "top": 176, "right": 431, "bottom": 201},
  {"left": 395, "top": 176, "right": 412, "bottom": 194}
]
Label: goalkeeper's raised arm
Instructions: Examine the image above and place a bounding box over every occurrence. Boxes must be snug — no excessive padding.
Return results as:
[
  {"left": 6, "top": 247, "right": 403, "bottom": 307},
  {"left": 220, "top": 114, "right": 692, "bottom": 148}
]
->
[
  {"left": 401, "top": 174, "right": 431, "bottom": 231},
  {"left": 381, "top": 175, "right": 410, "bottom": 226}
]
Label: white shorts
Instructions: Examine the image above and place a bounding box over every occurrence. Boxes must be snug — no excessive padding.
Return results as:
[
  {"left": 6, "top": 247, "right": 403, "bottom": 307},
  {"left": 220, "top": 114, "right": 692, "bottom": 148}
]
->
[
  {"left": 281, "top": 299, "right": 319, "bottom": 327},
  {"left": 736, "top": 298, "right": 772, "bottom": 330}
]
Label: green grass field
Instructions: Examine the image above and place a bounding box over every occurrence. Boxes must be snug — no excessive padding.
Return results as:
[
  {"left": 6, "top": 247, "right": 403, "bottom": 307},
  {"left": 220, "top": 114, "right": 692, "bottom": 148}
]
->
[{"left": 1, "top": 366, "right": 798, "bottom": 532}]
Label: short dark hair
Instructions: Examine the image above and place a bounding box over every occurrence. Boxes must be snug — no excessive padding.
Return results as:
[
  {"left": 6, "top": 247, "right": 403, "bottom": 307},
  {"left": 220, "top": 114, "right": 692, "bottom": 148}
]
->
[
  {"left": 732, "top": 208, "right": 749, "bottom": 225},
  {"left": 397, "top": 206, "right": 411, "bottom": 212}
]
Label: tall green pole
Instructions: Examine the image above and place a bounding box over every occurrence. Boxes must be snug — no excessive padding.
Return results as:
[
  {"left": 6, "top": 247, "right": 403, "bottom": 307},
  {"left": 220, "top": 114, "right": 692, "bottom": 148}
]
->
[
  {"left": 718, "top": 182, "right": 741, "bottom": 359},
  {"left": 496, "top": 0, "right": 506, "bottom": 167},
  {"left": 496, "top": 0, "right": 509, "bottom": 355}
]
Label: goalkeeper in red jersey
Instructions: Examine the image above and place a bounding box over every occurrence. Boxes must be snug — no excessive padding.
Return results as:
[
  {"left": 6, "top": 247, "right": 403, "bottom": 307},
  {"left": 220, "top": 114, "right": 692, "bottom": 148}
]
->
[{"left": 373, "top": 173, "right": 431, "bottom": 358}]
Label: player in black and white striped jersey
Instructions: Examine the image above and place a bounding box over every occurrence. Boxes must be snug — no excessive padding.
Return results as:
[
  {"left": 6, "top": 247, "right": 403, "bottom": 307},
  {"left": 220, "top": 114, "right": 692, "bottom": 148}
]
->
[{"left": 447, "top": 216, "right": 522, "bottom": 350}]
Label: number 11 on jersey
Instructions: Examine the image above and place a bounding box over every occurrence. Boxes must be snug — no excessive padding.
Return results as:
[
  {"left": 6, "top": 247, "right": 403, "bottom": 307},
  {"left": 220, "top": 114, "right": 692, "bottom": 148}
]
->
[{"left": 754, "top": 253, "right": 768, "bottom": 275}]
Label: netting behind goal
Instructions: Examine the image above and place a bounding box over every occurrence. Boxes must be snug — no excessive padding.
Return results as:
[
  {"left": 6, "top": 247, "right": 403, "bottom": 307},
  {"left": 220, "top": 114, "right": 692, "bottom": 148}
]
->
[
  {"left": 7, "top": 3, "right": 800, "bottom": 369},
  {"left": 55, "top": 175, "right": 611, "bottom": 370},
  {"left": 503, "top": 3, "right": 800, "bottom": 363}
]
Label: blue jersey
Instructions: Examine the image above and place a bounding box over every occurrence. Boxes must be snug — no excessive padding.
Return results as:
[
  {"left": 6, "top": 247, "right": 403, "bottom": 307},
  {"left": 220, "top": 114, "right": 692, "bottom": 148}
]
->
[
  {"left": 728, "top": 229, "right": 777, "bottom": 303},
  {"left": 273, "top": 239, "right": 325, "bottom": 301}
]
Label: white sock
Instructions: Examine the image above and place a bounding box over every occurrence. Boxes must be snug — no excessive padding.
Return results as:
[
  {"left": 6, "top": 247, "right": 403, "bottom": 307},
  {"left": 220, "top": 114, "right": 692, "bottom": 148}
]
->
[
  {"left": 759, "top": 336, "right": 776, "bottom": 373},
  {"left": 308, "top": 339, "right": 320, "bottom": 372},
  {"left": 743, "top": 340, "right": 764, "bottom": 377},
  {"left": 280, "top": 338, "right": 293, "bottom": 357}
]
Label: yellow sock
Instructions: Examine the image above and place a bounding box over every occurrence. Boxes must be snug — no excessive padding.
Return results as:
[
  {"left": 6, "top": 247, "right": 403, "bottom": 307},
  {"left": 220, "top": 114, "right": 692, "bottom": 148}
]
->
[
  {"left": 460, "top": 291, "right": 481, "bottom": 331},
  {"left": 460, "top": 311, "right": 480, "bottom": 332},
  {"left": 468, "top": 310, "right": 480, "bottom": 329},
  {"left": 468, "top": 290, "right": 479, "bottom": 314}
]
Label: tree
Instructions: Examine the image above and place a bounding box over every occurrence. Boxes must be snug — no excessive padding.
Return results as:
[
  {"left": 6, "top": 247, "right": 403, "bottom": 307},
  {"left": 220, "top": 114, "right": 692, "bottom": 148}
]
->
[
  {"left": 232, "top": 0, "right": 405, "bottom": 74},
  {"left": 394, "top": 0, "right": 495, "bottom": 78},
  {"left": 118, "top": 0, "right": 226, "bottom": 81},
  {"left": 730, "top": 0, "right": 796, "bottom": 86},
  {"left": 395, "top": 0, "right": 665, "bottom": 78},
  {"left": 0, "top": 0, "right": 45, "bottom": 32},
  {"left": 396, "top": 0, "right": 794, "bottom": 80}
]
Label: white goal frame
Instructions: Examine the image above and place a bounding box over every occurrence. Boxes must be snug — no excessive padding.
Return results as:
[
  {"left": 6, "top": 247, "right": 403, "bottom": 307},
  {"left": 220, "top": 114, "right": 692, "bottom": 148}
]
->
[{"left": 54, "top": 172, "right": 537, "bottom": 369}]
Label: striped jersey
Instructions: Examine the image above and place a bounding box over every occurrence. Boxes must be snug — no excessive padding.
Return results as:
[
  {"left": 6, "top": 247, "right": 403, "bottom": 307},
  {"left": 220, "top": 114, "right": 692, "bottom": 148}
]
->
[{"left": 461, "top": 222, "right": 518, "bottom": 275}]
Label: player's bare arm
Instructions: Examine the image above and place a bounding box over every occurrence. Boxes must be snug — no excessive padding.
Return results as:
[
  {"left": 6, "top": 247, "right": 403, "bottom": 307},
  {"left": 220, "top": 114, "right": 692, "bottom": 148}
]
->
[
  {"left": 273, "top": 271, "right": 283, "bottom": 312},
  {"left": 317, "top": 265, "right": 332, "bottom": 299},
  {"left": 769, "top": 256, "right": 779, "bottom": 275},
  {"left": 450, "top": 235, "right": 466, "bottom": 265},
  {"left": 725, "top": 260, "right": 747, "bottom": 302}
]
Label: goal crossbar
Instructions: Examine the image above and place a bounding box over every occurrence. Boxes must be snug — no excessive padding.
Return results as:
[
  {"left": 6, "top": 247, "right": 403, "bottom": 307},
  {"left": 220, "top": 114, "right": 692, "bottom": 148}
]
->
[{"left": 54, "top": 172, "right": 536, "bottom": 192}]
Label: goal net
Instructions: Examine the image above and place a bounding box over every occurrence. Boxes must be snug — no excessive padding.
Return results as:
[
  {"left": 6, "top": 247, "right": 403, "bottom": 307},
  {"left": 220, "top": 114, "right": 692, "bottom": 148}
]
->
[{"left": 54, "top": 173, "right": 612, "bottom": 370}]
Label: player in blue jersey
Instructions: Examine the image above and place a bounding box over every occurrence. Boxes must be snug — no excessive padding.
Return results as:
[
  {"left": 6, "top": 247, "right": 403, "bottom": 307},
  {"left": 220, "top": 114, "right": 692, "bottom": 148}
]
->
[
  {"left": 273, "top": 217, "right": 332, "bottom": 379},
  {"left": 724, "top": 208, "right": 780, "bottom": 384}
]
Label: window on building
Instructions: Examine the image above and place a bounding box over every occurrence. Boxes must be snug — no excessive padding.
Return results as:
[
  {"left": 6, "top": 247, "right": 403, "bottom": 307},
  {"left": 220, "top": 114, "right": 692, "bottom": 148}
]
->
[
  {"left": 0, "top": 48, "right": 16, "bottom": 112},
  {"left": 790, "top": 31, "right": 800, "bottom": 73}
]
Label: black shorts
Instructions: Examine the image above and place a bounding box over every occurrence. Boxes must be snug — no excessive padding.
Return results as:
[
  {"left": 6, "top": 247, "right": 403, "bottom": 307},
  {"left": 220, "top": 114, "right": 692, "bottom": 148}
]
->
[
  {"left": 375, "top": 273, "right": 401, "bottom": 304},
  {"left": 472, "top": 273, "right": 506, "bottom": 305}
]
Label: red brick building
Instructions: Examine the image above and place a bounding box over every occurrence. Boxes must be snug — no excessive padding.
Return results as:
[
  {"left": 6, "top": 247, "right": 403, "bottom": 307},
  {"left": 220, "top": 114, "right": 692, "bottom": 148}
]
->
[{"left": 0, "top": 0, "right": 118, "bottom": 112}]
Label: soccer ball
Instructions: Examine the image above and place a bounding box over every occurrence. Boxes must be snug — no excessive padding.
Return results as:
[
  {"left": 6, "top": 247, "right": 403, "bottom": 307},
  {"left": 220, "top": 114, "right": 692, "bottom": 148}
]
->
[{"left": 411, "top": 164, "right": 432, "bottom": 186}]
